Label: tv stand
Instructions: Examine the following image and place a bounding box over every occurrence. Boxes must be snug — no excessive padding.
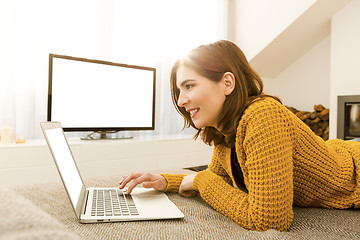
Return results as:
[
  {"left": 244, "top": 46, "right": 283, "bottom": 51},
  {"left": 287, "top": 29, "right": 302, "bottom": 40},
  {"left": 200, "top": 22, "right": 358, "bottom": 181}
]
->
[{"left": 81, "top": 131, "right": 133, "bottom": 140}]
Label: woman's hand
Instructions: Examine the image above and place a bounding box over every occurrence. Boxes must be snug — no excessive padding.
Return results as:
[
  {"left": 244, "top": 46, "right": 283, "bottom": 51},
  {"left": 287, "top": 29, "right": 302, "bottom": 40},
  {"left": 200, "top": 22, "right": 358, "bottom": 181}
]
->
[
  {"left": 119, "top": 172, "right": 167, "bottom": 194},
  {"left": 179, "top": 173, "right": 198, "bottom": 197}
]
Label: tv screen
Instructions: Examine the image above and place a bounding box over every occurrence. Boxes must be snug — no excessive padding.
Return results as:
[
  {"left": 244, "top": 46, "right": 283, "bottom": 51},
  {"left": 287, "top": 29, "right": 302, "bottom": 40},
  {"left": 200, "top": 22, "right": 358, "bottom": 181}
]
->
[{"left": 47, "top": 54, "right": 156, "bottom": 136}]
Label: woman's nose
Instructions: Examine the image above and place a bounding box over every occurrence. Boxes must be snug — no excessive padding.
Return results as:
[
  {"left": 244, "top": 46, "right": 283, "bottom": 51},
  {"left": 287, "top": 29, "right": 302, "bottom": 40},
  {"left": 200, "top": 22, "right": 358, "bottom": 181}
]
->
[{"left": 177, "top": 91, "right": 188, "bottom": 107}]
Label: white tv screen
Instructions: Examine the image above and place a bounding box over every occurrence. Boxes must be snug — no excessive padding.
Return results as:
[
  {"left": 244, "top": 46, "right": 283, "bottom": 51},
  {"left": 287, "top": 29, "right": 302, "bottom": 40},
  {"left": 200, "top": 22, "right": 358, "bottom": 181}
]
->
[{"left": 48, "top": 54, "right": 156, "bottom": 132}]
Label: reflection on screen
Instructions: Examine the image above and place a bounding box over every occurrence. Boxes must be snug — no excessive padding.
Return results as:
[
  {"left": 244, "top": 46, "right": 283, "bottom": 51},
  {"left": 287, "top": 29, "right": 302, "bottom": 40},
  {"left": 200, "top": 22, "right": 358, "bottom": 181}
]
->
[
  {"left": 45, "top": 128, "right": 83, "bottom": 208},
  {"left": 349, "top": 104, "right": 360, "bottom": 135}
]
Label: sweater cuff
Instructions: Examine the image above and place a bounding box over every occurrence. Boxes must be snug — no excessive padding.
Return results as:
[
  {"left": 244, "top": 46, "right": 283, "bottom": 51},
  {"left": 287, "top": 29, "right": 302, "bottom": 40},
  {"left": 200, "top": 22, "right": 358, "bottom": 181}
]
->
[{"left": 160, "top": 174, "right": 187, "bottom": 192}]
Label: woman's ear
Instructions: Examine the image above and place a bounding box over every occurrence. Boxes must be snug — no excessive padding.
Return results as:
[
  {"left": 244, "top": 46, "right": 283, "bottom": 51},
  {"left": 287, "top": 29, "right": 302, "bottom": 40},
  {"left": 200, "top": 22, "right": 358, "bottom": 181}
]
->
[{"left": 222, "top": 72, "right": 235, "bottom": 96}]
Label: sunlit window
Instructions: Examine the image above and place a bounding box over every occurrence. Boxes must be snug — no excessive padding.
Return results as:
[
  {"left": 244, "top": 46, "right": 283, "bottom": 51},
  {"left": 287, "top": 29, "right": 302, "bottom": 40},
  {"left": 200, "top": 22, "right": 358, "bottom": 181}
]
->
[{"left": 0, "top": 0, "right": 227, "bottom": 139}]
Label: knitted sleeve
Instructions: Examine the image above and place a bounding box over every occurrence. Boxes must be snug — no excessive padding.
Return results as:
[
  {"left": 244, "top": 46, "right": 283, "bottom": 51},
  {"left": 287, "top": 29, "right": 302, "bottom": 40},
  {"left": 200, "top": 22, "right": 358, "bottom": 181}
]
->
[
  {"left": 159, "top": 173, "right": 187, "bottom": 192},
  {"left": 192, "top": 101, "right": 295, "bottom": 231},
  {"left": 205, "top": 147, "right": 233, "bottom": 185}
]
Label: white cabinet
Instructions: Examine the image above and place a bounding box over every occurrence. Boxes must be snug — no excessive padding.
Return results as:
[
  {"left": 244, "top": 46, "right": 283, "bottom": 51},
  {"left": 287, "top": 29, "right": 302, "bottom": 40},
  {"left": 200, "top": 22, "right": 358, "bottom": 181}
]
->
[{"left": 0, "top": 137, "right": 212, "bottom": 187}]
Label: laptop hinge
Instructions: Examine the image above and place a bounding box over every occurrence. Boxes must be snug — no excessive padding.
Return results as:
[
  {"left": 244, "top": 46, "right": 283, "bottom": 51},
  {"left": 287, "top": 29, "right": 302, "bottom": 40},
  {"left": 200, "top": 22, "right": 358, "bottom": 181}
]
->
[{"left": 82, "top": 190, "right": 89, "bottom": 215}]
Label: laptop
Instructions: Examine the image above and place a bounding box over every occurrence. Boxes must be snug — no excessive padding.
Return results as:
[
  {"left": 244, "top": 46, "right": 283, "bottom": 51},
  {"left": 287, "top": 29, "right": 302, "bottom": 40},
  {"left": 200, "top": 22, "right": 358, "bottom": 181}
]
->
[{"left": 40, "top": 121, "right": 184, "bottom": 223}]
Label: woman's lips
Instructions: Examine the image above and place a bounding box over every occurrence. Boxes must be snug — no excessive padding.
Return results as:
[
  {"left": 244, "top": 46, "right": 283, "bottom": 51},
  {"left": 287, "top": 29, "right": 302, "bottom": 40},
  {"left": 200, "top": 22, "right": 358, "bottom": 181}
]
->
[{"left": 189, "top": 108, "right": 200, "bottom": 118}]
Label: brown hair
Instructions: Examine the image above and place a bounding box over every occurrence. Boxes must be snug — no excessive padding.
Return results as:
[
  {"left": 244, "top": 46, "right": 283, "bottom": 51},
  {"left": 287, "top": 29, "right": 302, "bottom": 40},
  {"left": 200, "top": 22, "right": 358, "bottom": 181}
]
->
[{"left": 170, "top": 40, "right": 280, "bottom": 147}]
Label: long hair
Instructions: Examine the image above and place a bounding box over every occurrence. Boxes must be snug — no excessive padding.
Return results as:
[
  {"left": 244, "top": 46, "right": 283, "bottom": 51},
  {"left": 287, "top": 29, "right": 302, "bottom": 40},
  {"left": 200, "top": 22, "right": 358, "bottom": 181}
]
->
[{"left": 170, "top": 40, "right": 280, "bottom": 147}]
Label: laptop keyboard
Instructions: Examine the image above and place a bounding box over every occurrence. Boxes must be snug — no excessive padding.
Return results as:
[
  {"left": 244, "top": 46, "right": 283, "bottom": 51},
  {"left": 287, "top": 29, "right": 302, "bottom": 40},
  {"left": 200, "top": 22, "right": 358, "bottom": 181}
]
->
[{"left": 91, "top": 189, "right": 139, "bottom": 217}]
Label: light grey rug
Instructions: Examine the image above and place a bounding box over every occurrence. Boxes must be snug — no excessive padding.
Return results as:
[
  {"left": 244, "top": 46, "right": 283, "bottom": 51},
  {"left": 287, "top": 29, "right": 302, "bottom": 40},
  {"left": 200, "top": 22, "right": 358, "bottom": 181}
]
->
[{"left": 2, "top": 171, "right": 359, "bottom": 240}]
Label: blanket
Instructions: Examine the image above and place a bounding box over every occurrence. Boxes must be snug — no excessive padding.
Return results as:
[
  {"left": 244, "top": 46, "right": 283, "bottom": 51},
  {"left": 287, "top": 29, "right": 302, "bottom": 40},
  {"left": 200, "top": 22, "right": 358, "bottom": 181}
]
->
[{"left": 1, "top": 171, "right": 359, "bottom": 240}]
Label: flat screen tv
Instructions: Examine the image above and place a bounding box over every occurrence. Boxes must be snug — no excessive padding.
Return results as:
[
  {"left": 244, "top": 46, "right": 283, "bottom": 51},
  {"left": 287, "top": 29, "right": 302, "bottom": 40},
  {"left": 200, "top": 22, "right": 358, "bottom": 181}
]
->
[{"left": 47, "top": 54, "right": 156, "bottom": 140}]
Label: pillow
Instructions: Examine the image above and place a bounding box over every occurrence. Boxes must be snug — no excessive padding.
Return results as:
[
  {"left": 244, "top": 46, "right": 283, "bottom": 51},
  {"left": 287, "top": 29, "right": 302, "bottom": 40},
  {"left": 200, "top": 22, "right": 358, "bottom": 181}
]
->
[{"left": 0, "top": 186, "right": 78, "bottom": 240}]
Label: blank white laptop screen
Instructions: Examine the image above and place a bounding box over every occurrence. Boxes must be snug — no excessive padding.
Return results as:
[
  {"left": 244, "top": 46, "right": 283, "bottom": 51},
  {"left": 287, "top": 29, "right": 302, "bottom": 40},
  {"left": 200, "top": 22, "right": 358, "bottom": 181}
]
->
[{"left": 44, "top": 128, "right": 83, "bottom": 208}]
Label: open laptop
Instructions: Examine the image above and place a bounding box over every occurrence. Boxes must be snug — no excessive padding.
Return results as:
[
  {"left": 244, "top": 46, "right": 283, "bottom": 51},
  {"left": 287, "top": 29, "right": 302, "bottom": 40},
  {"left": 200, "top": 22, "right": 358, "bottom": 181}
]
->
[{"left": 40, "top": 121, "right": 184, "bottom": 223}]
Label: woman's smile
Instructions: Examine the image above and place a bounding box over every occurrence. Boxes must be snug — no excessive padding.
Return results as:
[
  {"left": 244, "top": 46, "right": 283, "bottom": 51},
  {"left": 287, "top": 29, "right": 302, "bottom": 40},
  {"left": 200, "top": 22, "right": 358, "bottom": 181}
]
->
[{"left": 189, "top": 108, "right": 200, "bottom": 118}]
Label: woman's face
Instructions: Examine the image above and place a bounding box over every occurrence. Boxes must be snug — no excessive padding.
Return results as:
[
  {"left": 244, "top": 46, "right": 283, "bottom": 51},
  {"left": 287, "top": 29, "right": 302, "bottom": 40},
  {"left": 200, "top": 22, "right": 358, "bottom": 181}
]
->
[{"left": 176, "top": 65, "right": 227, "bottom": 130}]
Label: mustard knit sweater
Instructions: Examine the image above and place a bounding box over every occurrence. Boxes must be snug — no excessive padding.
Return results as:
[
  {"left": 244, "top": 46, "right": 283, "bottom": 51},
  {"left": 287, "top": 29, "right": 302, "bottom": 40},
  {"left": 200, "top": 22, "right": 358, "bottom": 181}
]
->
[{"left": 161, "top": 97, "right": 360, "bottom": 231}]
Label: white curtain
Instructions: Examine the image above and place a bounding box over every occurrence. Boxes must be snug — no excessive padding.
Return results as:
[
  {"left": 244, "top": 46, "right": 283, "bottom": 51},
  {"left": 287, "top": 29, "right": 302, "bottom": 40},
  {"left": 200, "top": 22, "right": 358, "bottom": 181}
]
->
[{"left": 0, "top": 0, "right": 228, "bottom": 140}]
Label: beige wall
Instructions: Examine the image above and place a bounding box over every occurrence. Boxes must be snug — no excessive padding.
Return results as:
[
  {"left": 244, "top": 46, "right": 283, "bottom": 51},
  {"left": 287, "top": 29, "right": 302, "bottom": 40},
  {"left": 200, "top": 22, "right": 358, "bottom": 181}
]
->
[
  {"left": 262, "top": 36, "right": 330, "bottom": 111},
  {"left": 233, "top": 0, "right": 360, "bottom": 139},
  {"left": 330, "top": 0, "right": 360, "bottom": 139},
  {"left": 234, "top": 0, "right": 316, "bottom": 60}
]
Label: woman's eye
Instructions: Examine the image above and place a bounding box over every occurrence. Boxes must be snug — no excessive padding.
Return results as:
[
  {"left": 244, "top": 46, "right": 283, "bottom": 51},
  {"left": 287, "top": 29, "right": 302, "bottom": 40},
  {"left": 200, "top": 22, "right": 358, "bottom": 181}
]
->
[{"left": 186, "top": 84, "right": 194, "bottom": 90}]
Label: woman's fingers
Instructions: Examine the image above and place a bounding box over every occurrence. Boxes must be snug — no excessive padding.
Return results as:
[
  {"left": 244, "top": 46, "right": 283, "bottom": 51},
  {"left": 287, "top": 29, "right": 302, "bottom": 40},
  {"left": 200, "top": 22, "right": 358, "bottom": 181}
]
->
[
  {"left": 119, "top": 172, "right": 144, "bottom": 189},
  {"left": 126, "top": 173, "right": 153, "bottom": 194},
  {"left": 119, "top": 172, "right": 167, "bottom": 195},
  {"left": 179, "top": 190, "right": 198, "bottom": 197}
]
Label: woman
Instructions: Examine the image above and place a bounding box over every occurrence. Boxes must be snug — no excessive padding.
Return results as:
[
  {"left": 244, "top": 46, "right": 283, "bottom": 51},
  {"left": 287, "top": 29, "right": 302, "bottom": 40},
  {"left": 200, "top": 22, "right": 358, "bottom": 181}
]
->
[{"left": 119, "top": 40, "right": 360, "bottom": 231}]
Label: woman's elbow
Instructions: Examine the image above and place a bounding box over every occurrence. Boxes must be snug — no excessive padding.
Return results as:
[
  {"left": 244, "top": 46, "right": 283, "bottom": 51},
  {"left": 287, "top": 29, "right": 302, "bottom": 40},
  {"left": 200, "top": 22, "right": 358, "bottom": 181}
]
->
[{"left": 240, "top": 212, "right": 293, "bottom": 232}]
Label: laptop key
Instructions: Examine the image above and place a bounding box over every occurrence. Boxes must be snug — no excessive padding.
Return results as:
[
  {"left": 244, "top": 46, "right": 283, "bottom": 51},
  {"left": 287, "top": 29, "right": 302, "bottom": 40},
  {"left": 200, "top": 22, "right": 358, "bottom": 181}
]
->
[{"left": 125, "top": 194, "right": 135, "bottom": 206}]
